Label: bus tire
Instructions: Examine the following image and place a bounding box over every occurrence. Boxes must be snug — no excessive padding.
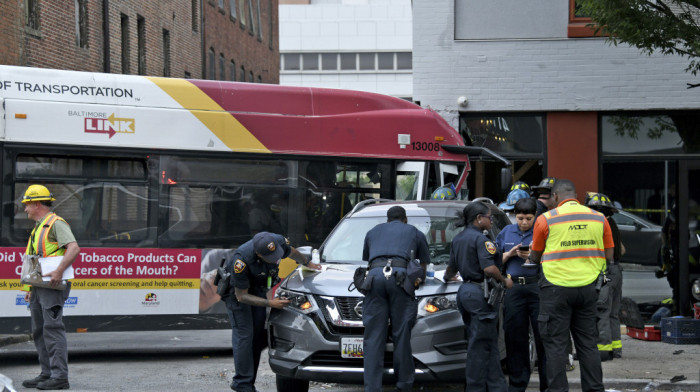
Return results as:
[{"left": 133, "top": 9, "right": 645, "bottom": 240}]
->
[{"left": 275, "top": 374, "right": 309, "bottom": 392}]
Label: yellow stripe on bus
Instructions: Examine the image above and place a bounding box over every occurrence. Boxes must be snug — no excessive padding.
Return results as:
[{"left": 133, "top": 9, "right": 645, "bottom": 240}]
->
[
  {"left": 0, "top": 279, "right": 200, "bottom": 290},
  {"left": 145, "top": 77, "right": 270, "bottom": 153}
]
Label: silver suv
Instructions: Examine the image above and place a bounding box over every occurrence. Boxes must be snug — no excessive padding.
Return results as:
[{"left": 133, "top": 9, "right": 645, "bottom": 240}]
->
[{"left": 267, "top": 200, "right": 510, "bottom": 392}]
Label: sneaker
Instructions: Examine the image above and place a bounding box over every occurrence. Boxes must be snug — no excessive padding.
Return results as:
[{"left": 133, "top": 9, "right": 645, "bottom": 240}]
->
[
  {"left": 36, "top": 378, "right": 70, "bottom": 390},
  {"left": 22, "top": 375, "right": 50, "bottom": 388},
  {"left": 566, "top": 354, "right": 576, "bottom": 371}
]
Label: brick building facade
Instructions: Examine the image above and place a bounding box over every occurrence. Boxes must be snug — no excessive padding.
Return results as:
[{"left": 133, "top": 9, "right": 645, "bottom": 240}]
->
[
  {"left": 203, "top": 0, "right": 279, "bottom": 83},
  {"left": 0, "top": 0, "right": 279, "bottom": 83}
]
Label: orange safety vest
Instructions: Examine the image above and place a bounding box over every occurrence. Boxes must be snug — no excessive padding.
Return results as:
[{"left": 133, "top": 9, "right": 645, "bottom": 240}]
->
[
  {"left": 25, "top": 213, "right": 67, "bottom": 257},
  {"left": 541, "top": 201, "right": 606, "bottom": 287}
]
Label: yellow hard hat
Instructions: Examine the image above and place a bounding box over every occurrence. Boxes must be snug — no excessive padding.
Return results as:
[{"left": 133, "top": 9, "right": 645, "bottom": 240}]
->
[{"left": 21, "top": 184, "right": 55, "bottom": 204}]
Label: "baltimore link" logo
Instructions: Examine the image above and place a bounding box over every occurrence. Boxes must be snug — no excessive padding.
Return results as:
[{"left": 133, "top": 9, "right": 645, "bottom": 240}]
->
[{"left": 84, "top": 113, "right": 135, "bottom": 138}]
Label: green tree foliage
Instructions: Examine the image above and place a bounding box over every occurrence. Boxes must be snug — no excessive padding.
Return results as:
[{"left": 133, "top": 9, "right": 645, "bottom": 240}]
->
[{"left": 579, "top": 0, "right": 700, "bottom": 78}]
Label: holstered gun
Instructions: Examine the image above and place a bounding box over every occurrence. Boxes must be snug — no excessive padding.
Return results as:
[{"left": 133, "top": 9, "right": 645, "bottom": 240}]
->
[
  {"left": 486, "top": 278, "right": 505, "bottom": 306},
  {"left": 214, "top": 258, "right": 232, "bottom": 296}
]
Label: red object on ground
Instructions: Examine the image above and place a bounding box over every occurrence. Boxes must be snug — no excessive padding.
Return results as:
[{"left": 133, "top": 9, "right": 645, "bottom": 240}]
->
[{"left": 627, "top": 326, "right": 661, "bottom": 341}]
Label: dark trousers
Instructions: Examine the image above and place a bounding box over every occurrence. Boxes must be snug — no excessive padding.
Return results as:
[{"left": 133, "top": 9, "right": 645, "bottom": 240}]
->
[
  {"left": 30, "top": 284, "right": 71, "bottom": 380},
  {"left": 362, "top": 267, "right": 417, "bottom": 392},
  {"left": 596, "top": 264, "right": 622, "bottom": 353},
  {"left": 225, "top": 298, "right": 268, "bottom": 392},
  {"left": 538, "top": 283, "right": 603, "bottom": 392},
  {"left": 504, "top": 283, "right": 547, "bottom": 392},
  {"left": 457, "top": 282, "right": 507, "bottom": 392}
]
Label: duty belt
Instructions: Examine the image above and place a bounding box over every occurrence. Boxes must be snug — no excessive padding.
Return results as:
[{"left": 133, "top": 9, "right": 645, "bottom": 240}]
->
[
  {"left": 369, "top": 258, "right": 408, "bottom": 270},
  {"left": 510, "top": 275, "right": 538, "bottom": 285},
  {"left": 464, "top": 278, "right": 484, "bottom": 284}
]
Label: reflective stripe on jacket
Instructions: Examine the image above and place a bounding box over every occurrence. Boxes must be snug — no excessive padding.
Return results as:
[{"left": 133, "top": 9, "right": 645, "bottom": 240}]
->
[
  {"left": 25, "top": 213, "right": 67, "bottom": 257},
  {"left": 541, "top": 201, "right": 606, "bottom": 287}
]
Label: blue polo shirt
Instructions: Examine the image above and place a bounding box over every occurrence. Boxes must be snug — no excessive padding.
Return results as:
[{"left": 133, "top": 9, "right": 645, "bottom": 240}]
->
[{"left": 495, "top": 223, "right": 536, "bottom": 278}]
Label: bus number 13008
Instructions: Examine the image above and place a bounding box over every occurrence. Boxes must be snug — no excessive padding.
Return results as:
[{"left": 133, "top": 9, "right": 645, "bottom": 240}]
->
[{"left": 411, "top": 141, "right": 440, "bottom": 152}]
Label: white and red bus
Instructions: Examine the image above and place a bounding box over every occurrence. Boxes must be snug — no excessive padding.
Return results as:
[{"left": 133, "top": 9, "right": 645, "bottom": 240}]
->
[{"left": 0, "top": 65, "right": 472, "bottom": 332}]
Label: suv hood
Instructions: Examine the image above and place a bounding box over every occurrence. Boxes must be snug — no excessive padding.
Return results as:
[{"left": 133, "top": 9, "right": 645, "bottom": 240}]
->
[{"left": 280, "top": 264, "right": 460, "bottom": 297}]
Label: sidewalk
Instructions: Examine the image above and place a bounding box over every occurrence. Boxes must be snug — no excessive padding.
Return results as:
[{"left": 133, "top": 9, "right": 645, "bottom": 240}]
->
[{"left": 1, "top": 330, "right": 699, "bottom": 391}]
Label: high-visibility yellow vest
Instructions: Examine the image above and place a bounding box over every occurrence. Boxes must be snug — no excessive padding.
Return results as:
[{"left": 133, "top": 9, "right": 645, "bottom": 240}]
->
[
  {"left": 25, "top": 213, "right": 67, "bottom": 257},
  {"left": 541, "top": 201, "right": 606, "bottom": 287}
]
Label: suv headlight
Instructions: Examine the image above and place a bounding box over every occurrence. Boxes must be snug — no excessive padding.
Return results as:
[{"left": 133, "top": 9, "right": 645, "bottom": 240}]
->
[
  {"left": 417, "top": 293, "right": 458, "bottom": 317},
  {"left": 692, "top": 278, "right": 700, "bottom": 301},
  {"left": 275, "top": 288, "right": 318, "bottom": 314}
]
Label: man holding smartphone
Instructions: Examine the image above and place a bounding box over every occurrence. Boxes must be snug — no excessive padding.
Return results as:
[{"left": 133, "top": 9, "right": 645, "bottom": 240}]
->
[{"left": 496, "top": 198, "right": 547, "bottom": 392}]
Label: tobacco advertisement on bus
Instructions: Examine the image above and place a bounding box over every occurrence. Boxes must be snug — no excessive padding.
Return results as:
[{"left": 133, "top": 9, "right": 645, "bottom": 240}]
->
[{"left": 0, "top": 247, "right": 229, "bottom": 317}]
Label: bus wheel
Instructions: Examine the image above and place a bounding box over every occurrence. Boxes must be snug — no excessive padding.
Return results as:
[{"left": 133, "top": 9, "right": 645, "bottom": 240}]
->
[{"left": 275, "top": 374, "right": 309, "bottom": 392}]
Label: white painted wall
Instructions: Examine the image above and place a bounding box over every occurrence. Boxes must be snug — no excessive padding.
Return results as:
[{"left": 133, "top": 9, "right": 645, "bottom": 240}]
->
[
  {"left": 414, "top": 0, "right": 700, "bottom": 128},
  {"left": 279, "top": 0, "right": 413, "bottom": 98}
]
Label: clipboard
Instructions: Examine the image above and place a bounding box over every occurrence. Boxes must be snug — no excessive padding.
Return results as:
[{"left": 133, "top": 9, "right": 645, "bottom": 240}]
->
[{"left": 39, "top": 256, "right": 75, "bottom": 281}]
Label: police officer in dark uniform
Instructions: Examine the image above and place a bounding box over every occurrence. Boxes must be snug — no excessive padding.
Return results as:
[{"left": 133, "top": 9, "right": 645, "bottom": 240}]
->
[
  {"left": 362, "top": 206, "right": 430, "bottom": 392},
  {"left": 222, "top": 231, "right": 320, "bottom": 392},
  {"left": 444, "top": 202, "right": 513, "bottom": 392}
]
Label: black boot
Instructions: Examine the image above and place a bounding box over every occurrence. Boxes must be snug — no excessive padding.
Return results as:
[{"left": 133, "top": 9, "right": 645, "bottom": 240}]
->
[
  {"left": 22, "top": 375, "right": 50, "bottom": 388},
  {"left": 600, "top": 351, "right": 613, "bottom": 362},
  {"left": 36, "top": 378, "right": 70, "bottom": 390}
]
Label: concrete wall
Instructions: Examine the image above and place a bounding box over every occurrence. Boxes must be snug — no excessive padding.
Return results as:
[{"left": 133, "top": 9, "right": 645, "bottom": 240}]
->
[{"left": 279, "top": 0, "right": 412, "bottom": 97}]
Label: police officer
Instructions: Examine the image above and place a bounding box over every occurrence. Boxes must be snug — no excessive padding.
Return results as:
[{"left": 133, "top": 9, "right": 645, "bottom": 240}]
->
[
  {"left": 222, "top": 232, "right": 320, "bottom": 392},
  {"left": 444, "top": 202, "right": 513, "bottom": 392},
  {"left": 495, "top": 197, "right": 547, "bottom": 392},
  {"left": 586, "top": 192, "right": 625, "bottom": 361},
  {"left": 362, "top": 206, "right": 430, "bottom": 392},
  {"left": 526, "top": 180, "right": 614, "bottom": 392},
  {"left": 21, "top": 185, "right": 81, "bottom": 390}
]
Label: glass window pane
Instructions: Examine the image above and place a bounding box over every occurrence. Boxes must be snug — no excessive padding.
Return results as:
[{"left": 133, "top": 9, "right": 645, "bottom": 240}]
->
[
  {"left": 396, "top": 52, "right": 412, "bottom": 70},
  {"left": 162, "top": 157, "right": 288, "bottom": 185},
  {"left": 377, "top": 53, "right": 393, "bottom": 70},
  {"left": 359, "top": 53, "right": 374, "bottom": 70},
  {"left": 16, "top": 156, "right": 83, "bottom": 177},
  {"left": 601, "top": 113, "right": 690, "bottom": 155},
  {"left": 396, "top": 171, "right": 418, "bottom": 200},
  {"left": 340, "top": 53, "right": 356, "bottom": 70},
  {"left": 321, "top": 53, "right": 337, "bottom": 70},
  {"left": 459, "top": 114, "right": 544, "bottom": 155},
  {"left": 302, "top": 53, "right": 318, "bottom": 70},
  {"left": 284, "top": 53, "right": 300, "bottom": 70}
]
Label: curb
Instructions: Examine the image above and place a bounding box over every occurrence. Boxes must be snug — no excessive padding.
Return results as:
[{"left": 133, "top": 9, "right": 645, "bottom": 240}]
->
[
  {"left": 0, "top": 334, "right": 31, "bottom": 347},
  {"left": 529, "top": 378, "right": 699, "bottom": 391}
]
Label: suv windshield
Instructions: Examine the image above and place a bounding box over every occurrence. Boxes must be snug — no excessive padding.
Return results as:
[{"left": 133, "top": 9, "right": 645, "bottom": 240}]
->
[{"left": 321, "top": 215, "right": 464, "bottom": 266}]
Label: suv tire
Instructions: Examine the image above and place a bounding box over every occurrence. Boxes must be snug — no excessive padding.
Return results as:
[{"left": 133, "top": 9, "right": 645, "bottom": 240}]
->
[{"left": 275, "top": 374, "right": 309, "bottom": 392}]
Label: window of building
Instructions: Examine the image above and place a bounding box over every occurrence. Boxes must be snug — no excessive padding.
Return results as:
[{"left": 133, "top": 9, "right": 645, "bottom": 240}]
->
[
  {"left": 359, "top": 53, "right": 374, "bottom": 70},
  {"left": 283, "top": 54, "right": 300, "bottom": 70},
  {"left": 218, "top": 0, "right": 224, "bottom": 10},
  {"left": 25, "top": 0, "right": 39, "bottom": 30},
  {"left": 248, "top": 0, "right": 256, "bottom": 36},
  {"left": 396, "top": 52, "right": 411, "bottom": 70},
  {"left": 208, "top": 47, "right": 216, "bottom": 79},
  {"left": 230, "top": 0, "right": 237, "bottom": 21},
  {"left": 185, "top": 71, "right": 192, "bottom": 78},
  {"left": 163, "top": 29, "right": 171, "bottom": 77},
  {"left": 302, "top": 53, "right": 318, "bottom": 70},
  {"left": 230, "top": 60, "right": 236, "bottom": 81},
  {"left": 249, "top": 71, "right": 254, "bottom": 83},
  {"left": 377, "top": 52, "right": 393, "bottom": 70},
  {"left": 268, "top": 0, "right": 273, "bottom": 49},
  {"left": 192, "top": 0, "right": 198, "bottom": 32},
  {"left": 239, "top": 0, "right": 246, "bottom": 28},
  {"left": 257, "top": 75, "right": 262, "bottom": 83},
  {"left": 219, "top": 53, "right": 225, "bottom": 80},
  {"left": 121, "top": 14, "right": 130, "bottom": 74},
  {"left": 568, "top": 0, "right": 601, "bottom": 38},
  {"left": 75, "top": 0, "right": 88, "bottom": 48},
  {"left": 459, "top": 113, "right": 545, "bottom": 157},
  {"left": 340, "top": 53, "right": 356, "bottom": 70},
  {"left": 240, "top": 65, "right": 245, "bottom": 81},
  {"left": 256, "top": 0, "right": 263, "bottom": 41},
  {"left": 137, "top": 15, "right": 146, "bottom": 75},
  {"left": 321, "top": 53, "right": 337, "bottom": 70}
]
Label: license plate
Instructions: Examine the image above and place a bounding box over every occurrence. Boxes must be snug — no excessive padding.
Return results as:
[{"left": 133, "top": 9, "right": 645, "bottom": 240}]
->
[{"left": 340, "top": 337, "right": 363, "bottom": 358}]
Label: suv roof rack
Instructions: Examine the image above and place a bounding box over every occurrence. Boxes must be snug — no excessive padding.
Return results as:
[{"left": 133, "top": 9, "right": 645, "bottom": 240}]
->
[{"left": 349, "top": 198, "right": 395, "bottom": 214}]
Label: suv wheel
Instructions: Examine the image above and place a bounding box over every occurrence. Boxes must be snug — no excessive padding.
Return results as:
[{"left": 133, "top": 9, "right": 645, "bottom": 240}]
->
[{"left": 275, "top": 374, "right": 309, "bottom": 392}]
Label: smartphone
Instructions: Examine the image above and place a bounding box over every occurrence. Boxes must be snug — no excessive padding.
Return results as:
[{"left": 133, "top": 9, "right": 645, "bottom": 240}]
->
[{"left": 518, "top": 245, "right": 529, "bottom": 251}]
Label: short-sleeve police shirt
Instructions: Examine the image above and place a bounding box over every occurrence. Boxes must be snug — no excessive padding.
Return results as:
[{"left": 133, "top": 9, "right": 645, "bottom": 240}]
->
[
  {"left": 228, "top": 234, "right": 291, "bottom": 297},
  {"left": 449, "top": 225, "right": 499, "bottom": 281},
  {"left": 362, "top": 220, "right": 431, "bottom": 264}
]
